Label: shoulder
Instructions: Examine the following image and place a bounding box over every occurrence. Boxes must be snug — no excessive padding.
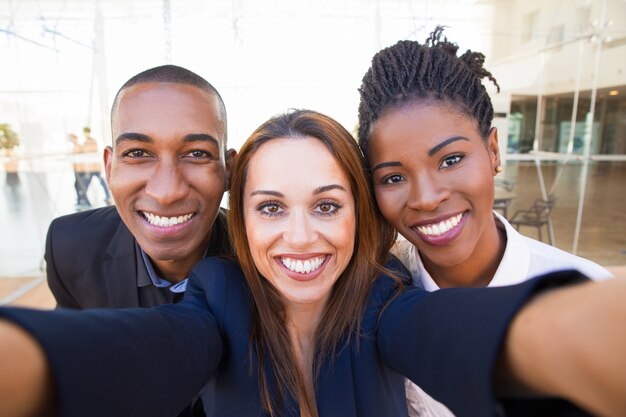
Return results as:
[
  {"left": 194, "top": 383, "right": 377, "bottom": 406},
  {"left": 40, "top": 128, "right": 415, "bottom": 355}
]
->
[
  {"left": 190, "top": 257, "right": 244, "bottom": 285},
  {"left": 46, "top": 206, "right": 131, "bottom": 265},
  {"left": 523, "top": 236, "right": 613, "bottom": 280},
  {"left": 49, "top": 206, "right": 122, "bottom": 233},
  {"left": 493, "top": 212, "right": 612, "bottom": 283},
  {"left": 363, "top": 255, "right": 412, "bottom": 320},
  {"left": 186, "top": 257, "right": 250, "bottom": 329},
  {"left": 374, "top": 254, "right": 411, "bottom": 290}
]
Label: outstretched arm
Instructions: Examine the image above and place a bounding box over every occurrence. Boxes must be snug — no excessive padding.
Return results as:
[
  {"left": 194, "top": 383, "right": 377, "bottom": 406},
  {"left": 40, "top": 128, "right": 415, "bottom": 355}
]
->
[
  {"left": 380, "top": 270, "right": 626, "bottom": 417},
  {"left": 0, "top": 257, "right": 239, "bottom": 417},
  {"left": 499, "top": 277, "right": 626, "bottom": 417},
  {"left": 0, "top": 300, "right": 222, "bottom": 417},
  {"left": 0, "top": 320, "right": 55, "bottom": 417}
]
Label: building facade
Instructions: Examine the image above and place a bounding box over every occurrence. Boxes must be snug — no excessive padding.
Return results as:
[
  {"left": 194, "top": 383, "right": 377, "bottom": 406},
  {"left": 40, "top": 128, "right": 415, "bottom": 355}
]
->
[{"left": 488, "top": 0, "right": 626, "bottom": 161}]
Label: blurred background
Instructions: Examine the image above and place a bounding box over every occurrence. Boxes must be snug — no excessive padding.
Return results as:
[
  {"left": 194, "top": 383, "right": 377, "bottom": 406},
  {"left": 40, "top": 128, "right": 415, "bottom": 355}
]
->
[{"left": 1, "top": 0, "right": 625, "bottom": 307}]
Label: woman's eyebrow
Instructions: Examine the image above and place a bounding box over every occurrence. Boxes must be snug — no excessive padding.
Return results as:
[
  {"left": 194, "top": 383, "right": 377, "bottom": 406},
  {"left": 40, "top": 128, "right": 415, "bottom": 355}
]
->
[
  {"left": 249, "top": 190, "right": 283, "bottom": 197},
  {"left": 250, "top": 185, "right": 346, "bottom": 197},
  {"left": 314, "top": 184, "right": 346, "bottom": 194},
  {"left": 371, "top": 161, "right": 402, "bottom": 173},
  {"left": 428, "top": 136, "right": 469, "bottom": 156}
]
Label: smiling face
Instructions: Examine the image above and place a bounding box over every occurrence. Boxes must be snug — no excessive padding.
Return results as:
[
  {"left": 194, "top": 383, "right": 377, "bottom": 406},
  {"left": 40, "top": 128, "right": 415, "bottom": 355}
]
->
[
  {"left": 368, "top": 101, "right": 501, "bottom": 279},
  {"left": 243, "top": 137, "right": 356, "bottom": 311},
  {"left": 105, "top": 82, "right": 234, "bottom": 280}
]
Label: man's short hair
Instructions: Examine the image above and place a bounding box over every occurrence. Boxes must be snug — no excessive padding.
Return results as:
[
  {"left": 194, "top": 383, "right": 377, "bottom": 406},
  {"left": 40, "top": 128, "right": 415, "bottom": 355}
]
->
[{"left": 110, "top": 65, "right": 228, "bottom": 146}]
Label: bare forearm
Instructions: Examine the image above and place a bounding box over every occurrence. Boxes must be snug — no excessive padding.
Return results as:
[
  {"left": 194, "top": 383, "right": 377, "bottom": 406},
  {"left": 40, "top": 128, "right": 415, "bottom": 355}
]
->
[
  {"left": 503, "top": 278, "right": 626, "bottom": 417},
  {"left": 0, "top": 320, "right": 56, "bottom": 417}
]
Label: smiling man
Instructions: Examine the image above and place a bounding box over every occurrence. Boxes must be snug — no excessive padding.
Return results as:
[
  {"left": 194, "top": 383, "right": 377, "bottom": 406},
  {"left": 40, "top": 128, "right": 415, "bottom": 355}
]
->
[
  {"left": 45, "top": 65, "right": 235, "bottom": 416},
  {"left": 46, "top": 65, "right": 235, "bottom": 309}
]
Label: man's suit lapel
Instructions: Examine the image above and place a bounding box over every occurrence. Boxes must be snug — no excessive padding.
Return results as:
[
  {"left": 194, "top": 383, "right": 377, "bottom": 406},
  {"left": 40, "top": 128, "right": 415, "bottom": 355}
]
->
[{"left": 102, "top": 219, "right": 141, "bottom": 307}]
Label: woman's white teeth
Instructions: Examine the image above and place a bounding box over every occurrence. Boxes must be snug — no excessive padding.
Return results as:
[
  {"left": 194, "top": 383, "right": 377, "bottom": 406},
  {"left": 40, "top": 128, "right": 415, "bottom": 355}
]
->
[
  {"left": 416, "top": 213, "right": 463, "bottom": 236},
  {"left": 281, "top": 256, "right": 325, "bottom": 274},
  {"left": 143, "top": 212, "right": 193, "bottom": 227}
]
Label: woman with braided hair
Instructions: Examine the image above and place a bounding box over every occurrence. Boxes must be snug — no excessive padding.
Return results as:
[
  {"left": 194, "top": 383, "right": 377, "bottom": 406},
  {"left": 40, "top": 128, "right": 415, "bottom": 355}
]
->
[{"left": 357, "top": 25, "right": 614, "bottom": 417}]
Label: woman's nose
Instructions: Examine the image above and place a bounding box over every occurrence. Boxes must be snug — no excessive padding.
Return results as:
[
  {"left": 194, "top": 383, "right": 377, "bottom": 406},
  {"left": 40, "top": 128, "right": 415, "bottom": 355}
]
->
[
  {"left": 282, "top": 210, "right": 317, "bottom": 247},
  {"left": 406, "top": 173, "right": 450, "bottom": 212}
]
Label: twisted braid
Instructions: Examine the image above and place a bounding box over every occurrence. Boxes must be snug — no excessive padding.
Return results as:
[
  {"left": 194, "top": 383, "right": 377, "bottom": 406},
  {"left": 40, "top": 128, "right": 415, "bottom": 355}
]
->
[{"left": 357, "top": 26, "right": 500, "bottom": 161}]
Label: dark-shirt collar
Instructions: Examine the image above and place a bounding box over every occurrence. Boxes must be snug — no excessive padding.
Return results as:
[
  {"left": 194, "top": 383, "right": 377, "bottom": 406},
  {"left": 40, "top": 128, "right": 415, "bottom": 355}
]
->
[{"left": 136, "top": 243, "right": 194, "bottom": 293}]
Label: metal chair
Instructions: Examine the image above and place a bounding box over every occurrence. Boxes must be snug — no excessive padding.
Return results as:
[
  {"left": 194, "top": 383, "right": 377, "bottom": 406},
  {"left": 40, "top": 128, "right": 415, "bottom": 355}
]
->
[{"left": 508, "top": 195, "right": 557, "bottom": 245}]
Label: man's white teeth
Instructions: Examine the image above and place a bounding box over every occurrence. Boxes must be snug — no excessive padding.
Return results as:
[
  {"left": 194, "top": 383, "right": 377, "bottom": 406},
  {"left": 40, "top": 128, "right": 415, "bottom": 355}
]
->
[
  {"left": 416, "top": 213, "right": 463, "bottom": 237},
  {"left": 143, "top": 212, "right": 193, "bottom": 227},
  {"left": 281, "top": 256, "right": 325, "bottom": 274}
]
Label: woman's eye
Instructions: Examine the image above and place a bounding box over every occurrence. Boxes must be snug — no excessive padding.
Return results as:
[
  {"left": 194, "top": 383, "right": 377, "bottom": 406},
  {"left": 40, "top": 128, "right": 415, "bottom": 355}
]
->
[
  {"left": 315, "top": 201, "right": 341, "bottom": 216},
  {"left": 257, "top": 201, "right": 283, "bottom": 217},
  {"left": 441, "top": 154, "right": 463, "bottom": 168},
  {"left": 382, "top": 174, "right": 405, "bottom": 184}
]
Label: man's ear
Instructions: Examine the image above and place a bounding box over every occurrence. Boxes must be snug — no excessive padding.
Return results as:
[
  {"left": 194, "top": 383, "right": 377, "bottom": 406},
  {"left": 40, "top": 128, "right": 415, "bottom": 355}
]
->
[
  {"left": 104, "top": 146, "right": 113, "bottom": 183},
  {"left": 224, "top": 149, "right": 237, "bottom": 191},
  {"left": 487, "top": 127, "right": 501, "bottom": 175}
]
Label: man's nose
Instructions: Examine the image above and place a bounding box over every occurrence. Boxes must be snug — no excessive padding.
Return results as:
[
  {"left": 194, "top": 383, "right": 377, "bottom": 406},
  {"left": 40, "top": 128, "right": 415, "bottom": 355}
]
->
[{"left": 144, "top": 160, "right": 189, "bottom": 206}]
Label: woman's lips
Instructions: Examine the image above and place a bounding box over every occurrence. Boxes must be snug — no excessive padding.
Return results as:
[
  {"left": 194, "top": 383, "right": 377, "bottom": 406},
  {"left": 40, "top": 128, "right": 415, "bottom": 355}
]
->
[
  {"left": 411, "top": 212, "right": 467, "bottom": 247},
  {"left": 275, "top": 255, "right": 329, "bottom": 282}
]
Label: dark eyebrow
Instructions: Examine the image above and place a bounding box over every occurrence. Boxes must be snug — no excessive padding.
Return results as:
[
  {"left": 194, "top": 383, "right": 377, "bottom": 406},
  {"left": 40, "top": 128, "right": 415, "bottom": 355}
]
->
[
  {"left": 428, "top": 136, "right": 469, "bottom": 156},
  {"left": 114, "top": 133, "right": 219, "bottom": 147},
  {"left": 314, "top": 184, "right": 346, "bottom": 194},
  {"left": 371, "top": 136, "right": 469, "bottom": 172},
  {"left": 114, "top": 132, "right": 151, "bottom": 146},
  {"left": 250, "top": 190, "right": 283, "bottom": 198},
  {"left": 249, "top": 184, "right": 346, "bottom": 198},
  {"left": 182, "top": 133, "right": 219, "bottom": 147},
  {"left": 371, "top": 161, "right": 402, "bottom": 173}
]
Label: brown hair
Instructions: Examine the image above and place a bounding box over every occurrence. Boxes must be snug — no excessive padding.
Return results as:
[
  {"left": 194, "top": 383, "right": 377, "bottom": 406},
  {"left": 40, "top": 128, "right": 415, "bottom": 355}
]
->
[{"left": 228, "top": 109, "right": 396, "bottom": 416}]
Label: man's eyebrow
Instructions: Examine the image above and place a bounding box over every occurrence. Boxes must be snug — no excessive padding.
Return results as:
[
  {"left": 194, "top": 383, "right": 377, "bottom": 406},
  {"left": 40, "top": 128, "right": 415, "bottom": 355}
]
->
[
  {"left": 114, "top": 132, "right": 152, "bottom": 146},
  {"left": 114, "top": 133, "right": 219, "bottom": 147},
  {"left": 371, "top": 161, "right": 402, "bottom": 173},
  {"left": 428, "top": 136, "right": 469, "bottom": 156},
  {"left": 183, "top": 133, "right": 219, "bottom": 147}
]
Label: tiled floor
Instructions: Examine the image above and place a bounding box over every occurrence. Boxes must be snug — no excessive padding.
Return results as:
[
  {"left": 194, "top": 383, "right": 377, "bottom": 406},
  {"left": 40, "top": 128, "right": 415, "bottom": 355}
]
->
[{"left": 1, "top": 160, "right": 625, "bottom": 309}]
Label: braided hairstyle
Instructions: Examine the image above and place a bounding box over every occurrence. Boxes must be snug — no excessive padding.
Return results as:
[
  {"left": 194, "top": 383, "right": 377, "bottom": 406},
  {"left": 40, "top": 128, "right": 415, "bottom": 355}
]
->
[{"left": 357, "top": 25, "right": 500, "bottom": 161}]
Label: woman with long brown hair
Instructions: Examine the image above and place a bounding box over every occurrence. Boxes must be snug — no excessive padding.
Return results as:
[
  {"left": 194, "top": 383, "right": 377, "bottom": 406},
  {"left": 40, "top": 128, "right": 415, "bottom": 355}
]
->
[{"left": 227, "top": 109, "right": 397, "bottom": 416}]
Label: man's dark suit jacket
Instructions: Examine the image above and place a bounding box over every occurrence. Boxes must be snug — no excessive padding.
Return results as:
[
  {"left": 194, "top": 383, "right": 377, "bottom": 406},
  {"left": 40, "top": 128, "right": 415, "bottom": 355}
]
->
[
  {"left": 2, "top": 258, "right": 588, "bottom": 417},
  {"left": 44, "top": 205, "right": 230, "bottom": 417},
  {"left": 45, "top": 205, "right": 230, "bottom": 309}
]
